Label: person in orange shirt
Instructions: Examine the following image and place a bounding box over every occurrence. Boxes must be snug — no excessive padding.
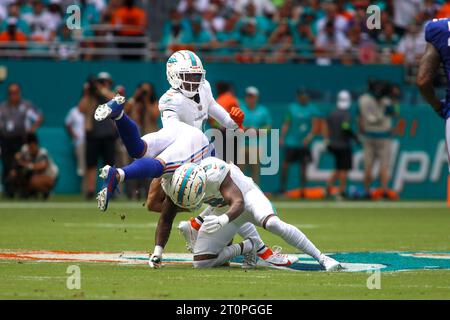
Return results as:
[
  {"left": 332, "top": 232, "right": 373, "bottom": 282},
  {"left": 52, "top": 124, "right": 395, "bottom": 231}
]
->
[
  {"left": 111, "top": 0, "right": 147, "bottom": 37},
  {"left": 210, "top": 82, "right": 242, "bottom": 162},
  {"left": 436, "top": 2, "right": 450, "bottom": 19},
  {"left": 111, "top": 0, "right": 147, "bottom": 60}
]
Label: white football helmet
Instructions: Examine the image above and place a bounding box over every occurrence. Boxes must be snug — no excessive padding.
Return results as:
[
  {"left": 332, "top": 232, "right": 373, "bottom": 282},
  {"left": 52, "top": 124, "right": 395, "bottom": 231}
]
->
[
  {"left": 167, "top": 163, "right": 206, "bottom": 210},
  {"left": 166, "top": 50, "right": 206, "bottom": 98}
]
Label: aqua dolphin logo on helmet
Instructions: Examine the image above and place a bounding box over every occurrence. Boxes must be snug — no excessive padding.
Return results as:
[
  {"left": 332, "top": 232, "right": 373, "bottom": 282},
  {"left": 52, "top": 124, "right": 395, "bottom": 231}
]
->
[
  {"left": 166, "top": 50, "right": 206, "bottom": 98},
  {"left": 167, "top": 163, "right": 207, "bottom": 210}
]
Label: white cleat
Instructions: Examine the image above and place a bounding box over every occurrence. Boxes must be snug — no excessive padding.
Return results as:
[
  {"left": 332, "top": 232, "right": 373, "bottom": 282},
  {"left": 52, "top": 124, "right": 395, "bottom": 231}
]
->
[
  {"left": 177, "top": 220, "right": 198, "bottom": 253},
  {"left": 319, "top": 254, "right": 342, "bottom": 271},
  {"left": 257, "top": 246, "right": 299, "bottom": 267},
  {"left": 94, "top": 95, "right": 126, "bottom": 121}
]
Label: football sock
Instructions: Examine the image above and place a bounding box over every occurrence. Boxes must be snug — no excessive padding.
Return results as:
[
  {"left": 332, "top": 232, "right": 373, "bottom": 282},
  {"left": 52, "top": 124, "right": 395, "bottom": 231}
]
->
[
  {"left": 121, "top": 158, "right": 164, "bottom": 181},
  {"left": 190, "top": 216, "right": 203, "bottom": 231},
  {"left": 265, "top": 216, "right": 322, "bottom": 261},
  {"left": 116, "top": 114, "right": 146, "bottom": 158},
  {"left": 237, "top": 222, "right": 265, "bottom": 251}
]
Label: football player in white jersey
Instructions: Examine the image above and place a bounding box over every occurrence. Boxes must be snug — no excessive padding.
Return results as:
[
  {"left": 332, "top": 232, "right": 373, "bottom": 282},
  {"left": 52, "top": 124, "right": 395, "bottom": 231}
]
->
[
  {"left": 166, "top": 157, "right": 342, "bottom": 271},
  {"left": 94, "top": 50, "right": 292, "bottom": 268}
]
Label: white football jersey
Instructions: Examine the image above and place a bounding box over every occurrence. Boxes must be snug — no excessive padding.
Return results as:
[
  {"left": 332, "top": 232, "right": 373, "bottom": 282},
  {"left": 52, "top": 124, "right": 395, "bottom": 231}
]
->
[
  {"left": 199, "top": 157, "right": 255, "bottom": 209},
  {"left": 158, "top": 80, "right": 238, "bottom": 131}
]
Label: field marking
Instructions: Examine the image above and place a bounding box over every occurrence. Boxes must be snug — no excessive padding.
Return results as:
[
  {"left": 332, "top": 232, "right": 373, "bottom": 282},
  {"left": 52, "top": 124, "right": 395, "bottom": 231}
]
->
[
  {"left": 0, "top": 201, "right": 446, "bottom": 210},
  {"left": 62, "top": 222, "right": 158, "bottom": 229}
]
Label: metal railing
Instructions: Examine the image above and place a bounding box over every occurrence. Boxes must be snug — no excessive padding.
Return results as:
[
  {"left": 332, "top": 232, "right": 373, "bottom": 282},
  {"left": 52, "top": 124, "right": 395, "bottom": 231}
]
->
[{"left": 0, "top": 31, "right": 413, "bottom": 65}]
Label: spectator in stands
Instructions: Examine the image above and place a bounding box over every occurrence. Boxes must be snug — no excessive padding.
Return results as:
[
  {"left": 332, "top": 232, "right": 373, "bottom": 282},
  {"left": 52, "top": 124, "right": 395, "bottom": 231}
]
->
[
  {"left": 266, "top": 19, "right": 295, "bottom": 63},
  {"left": 0, "top": 17, "right": 27, "bottom": 45},
  {"left": 78, "top": 72, "right": 116, "bottom": 199},
  {"left": 181, "top": 16, "right": 213, "bottom": 49},
  {"left": 392, "top": 0, "right": 424, "bottom": 36},
  {"left": 9, "top": 133, "right": 58, "bottom": 199},
  {"left": 279, "top": 89, "right": 320, "bottom": 196},
  {"left": 376, "top": 21, "right": 400, "bottom": 49},
  {"left": 324, "top": 90, "right": 359, "bottom": 200},
  {"left": 292, "top": 16, "right": 316, "bottom": 60},
  {"left": 214, "top": 12, "right": 240, "bottom": 60},
  {"left": 236, "top": 18, "right": 267, "bottom": 63},
  {"left": 241, "top": 1, "right": 273, "bottom": 35},
  {"left": 358, "top": 80, "right": 399, "bottom": 199},
  {"left": 316, "top": 1, "right": 349, "bottom": 35},
  {"left": 239, "top": 86, "right": 272, "bottom": 185},
  {"left": 24, "top": 0, "right": 59, "bottom": 42},
  {"left": 160, "top": 8, "right": 193, "bottom": 55},
  {"left": 202, "top": 3, "right": 225, "bottom": 34},
  {"left": 0, "top": 83, "right": 43, "bottom": 198},
  {"left": 396, "top": 23, "right": 426, "bottom": 66},
  {"left": 111, "top": 0, "right": 147, "bottom": 60},
  {"left": 65, "top": 105, "right": 86, "bottom": 193},
  {"left": 315, "top": 19, "right": 350, "bottom": 65},
  {"left": 0, "top": 2, "right": 30, "bottom": 36}
]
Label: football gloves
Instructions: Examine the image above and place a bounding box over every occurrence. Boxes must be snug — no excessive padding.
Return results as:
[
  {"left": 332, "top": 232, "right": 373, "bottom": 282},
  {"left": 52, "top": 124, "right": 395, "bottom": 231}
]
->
[
  {"left": 203, "top": 215, "right": 229, "bottom": 233},
  {"left": 230, "top": 107, "right": 244, "bottom": 129},
  {"left": 148, "top": 253, "right": 162, "bottom": 269}
]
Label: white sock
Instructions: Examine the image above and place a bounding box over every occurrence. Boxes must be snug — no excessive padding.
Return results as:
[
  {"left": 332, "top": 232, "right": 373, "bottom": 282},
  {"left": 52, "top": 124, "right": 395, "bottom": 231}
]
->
[
  {"left": 117, "top": 168, "right": 125, "bottom": 183},
  {"left": 265, "top": 216, "right": 322, "bottom": 261},
  {"left": 238, "top": 223, "right": 265, "bottom": 251}
]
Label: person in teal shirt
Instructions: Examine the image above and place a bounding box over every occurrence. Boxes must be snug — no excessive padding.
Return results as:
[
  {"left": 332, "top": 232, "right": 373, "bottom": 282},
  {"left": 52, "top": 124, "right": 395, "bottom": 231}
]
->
[
  {"left": 279, "top": 89, "right": 321, "bottom": 196},
  {"left": 239, "top": 86, "right": 272, "bottom": 185}
]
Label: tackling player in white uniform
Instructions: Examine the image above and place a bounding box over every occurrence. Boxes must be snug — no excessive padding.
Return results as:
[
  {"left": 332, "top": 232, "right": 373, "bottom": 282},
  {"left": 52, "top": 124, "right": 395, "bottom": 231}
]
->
[
  {"left": 94, "top": 50, "right": 294, "bottom": 268},
  {"left": 166, "top": 157, "right": 342, "bottom": 271}
]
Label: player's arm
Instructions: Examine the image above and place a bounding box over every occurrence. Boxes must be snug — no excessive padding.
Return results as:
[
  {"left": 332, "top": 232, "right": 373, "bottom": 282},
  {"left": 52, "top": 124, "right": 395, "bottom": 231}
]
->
[
  {"left": 416, "top": 43, "right": 443, "bottom": 114},
  {"left": 202, "top": 173, "right": 245, "bottom": 233},
  {"left": 208, "top": 101, "right": 242, "bottom": 129},
  {"left": 150, "top": 195, "right": 181, "bottom": 268}
]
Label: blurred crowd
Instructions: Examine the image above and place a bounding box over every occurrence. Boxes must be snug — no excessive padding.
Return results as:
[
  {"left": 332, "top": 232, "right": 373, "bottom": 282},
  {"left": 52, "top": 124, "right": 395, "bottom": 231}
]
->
[
  {"left": 0, "top": 73, "right": 400, "bottom": 200},
  {"left": 0, "top": 0, "right": 449, "bottom": 63}
]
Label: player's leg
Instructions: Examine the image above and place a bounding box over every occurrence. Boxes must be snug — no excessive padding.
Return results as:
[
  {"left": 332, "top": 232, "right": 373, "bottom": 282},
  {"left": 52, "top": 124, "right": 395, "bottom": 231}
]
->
[
  {"left": 193, "top": 220, "right": 254, "bottom": 269},
  {"left": 179, "top": 210, "right": 293, "bottom": 267},
  {"left": 245, "top": 188, "right": 341, "bottom": 271},
  {"left": 94, "top": 95, "right": 147, "bottom": 159},
  {"left": 379, "top": 139, "right": 392, "bottom": 196},
  {"left": 363, "top": 138, "right": 374, "bottom": 196},
  {"left": 193, "top": 239, "right": 256, "bottom": 269}
]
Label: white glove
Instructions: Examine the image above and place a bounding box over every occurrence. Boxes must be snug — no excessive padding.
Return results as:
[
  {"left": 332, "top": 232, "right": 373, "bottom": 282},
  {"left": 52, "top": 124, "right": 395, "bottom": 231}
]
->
[
  {"left": 148, "top": 253, "right": 162, "bottom": 269},
  {"left": 203, "top": 214, "right": 229, "bottom": 233}
]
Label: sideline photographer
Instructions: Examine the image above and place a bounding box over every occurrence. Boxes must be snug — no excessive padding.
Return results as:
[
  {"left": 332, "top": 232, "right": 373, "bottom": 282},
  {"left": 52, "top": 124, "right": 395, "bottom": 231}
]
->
[
  {"left": 78, "top": 72, "right": 117, "bottom": 199},
  {"left": 358, "top": 79, "right": 400, "bottom": 199}
]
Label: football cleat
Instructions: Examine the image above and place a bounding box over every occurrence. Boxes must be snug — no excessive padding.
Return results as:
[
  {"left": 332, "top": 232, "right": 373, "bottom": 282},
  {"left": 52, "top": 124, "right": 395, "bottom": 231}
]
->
[
  {"left": 148, "top": 254, "right": 162, "bottom": 269},
  {"left": 97, "top": 165, "right": 119, "bottom": 212},
  {"left": 242, "top": 238, "right": 258, "bottom": 269},
  {"left": 257, "top": 246, "right": 299, "bottom": 267},
  {"left": 178, "top": 220, "right": 198, "bottom": 253},
  {"left": 94, "top": 94, "right": 126, "bottom": 121},
  {"left": 319, "top": 254, "right": 343, "bottom": 271}
]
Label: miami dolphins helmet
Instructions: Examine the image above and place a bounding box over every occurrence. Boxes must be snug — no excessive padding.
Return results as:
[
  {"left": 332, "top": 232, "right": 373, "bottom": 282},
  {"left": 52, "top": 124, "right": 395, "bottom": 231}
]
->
[{"left": 166, "top": 50, "right": 206, "bottom": 98}]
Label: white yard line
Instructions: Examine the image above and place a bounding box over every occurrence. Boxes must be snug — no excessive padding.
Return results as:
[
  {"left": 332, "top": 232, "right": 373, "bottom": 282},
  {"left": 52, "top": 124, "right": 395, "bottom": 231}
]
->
[{"left": 0, "top": 201, "right": 446, "bottom": 210}]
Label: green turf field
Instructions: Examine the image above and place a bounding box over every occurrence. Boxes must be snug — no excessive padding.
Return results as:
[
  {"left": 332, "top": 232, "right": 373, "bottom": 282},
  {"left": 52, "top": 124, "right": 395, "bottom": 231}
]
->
[{"left": 0, "top": 198, "right": 450, "bottom": 299}]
